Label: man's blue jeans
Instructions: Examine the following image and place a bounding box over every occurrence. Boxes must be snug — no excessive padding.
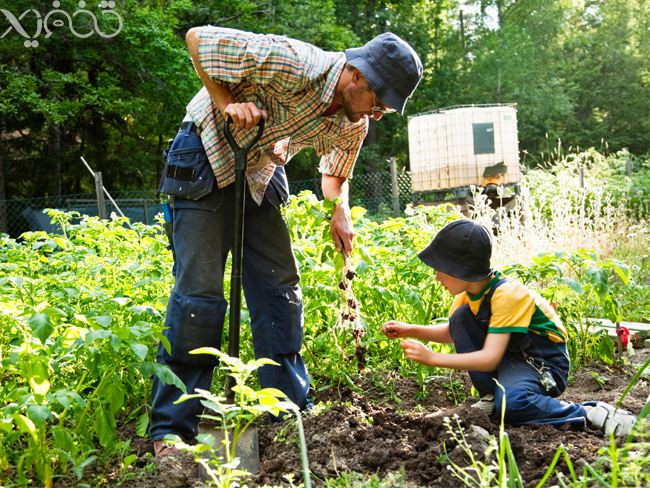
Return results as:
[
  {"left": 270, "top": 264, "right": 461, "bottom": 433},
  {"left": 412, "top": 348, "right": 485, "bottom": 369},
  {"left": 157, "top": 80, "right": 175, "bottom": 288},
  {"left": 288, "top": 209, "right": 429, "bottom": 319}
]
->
[
  {"left": 449, "top": 304, "right": 587, "bottom": 427},
  {"left": 150, "top": 124, "right": 309, "bottom": 441}
]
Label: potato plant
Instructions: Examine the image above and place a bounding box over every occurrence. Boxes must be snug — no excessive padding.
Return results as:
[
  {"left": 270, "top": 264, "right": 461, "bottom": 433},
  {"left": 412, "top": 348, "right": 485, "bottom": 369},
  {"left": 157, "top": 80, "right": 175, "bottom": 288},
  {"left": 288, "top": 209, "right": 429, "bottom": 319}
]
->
[{"left": 0, "top": 187, "right": 647, "bottom": 486}]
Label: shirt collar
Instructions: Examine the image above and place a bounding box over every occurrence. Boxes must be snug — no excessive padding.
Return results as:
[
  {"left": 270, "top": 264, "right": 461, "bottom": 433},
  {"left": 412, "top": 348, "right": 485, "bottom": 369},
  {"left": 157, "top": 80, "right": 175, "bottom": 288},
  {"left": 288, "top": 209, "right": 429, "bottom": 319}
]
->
[
  {"left": 320, "top": 53, "right": 346, "bottom": 104},
  {"left": 467, "top": 271, "right": 502, "bottom": 301}
]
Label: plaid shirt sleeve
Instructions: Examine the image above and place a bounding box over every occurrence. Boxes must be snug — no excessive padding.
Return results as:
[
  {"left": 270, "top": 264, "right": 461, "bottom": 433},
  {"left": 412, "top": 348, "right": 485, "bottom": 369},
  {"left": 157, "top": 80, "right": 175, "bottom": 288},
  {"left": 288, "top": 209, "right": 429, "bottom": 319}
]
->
[
  {"left": 196, "top": 26, "right": 309, "bottom": 90},
  {"left": 317, "top": 120, "right": 368, "bottom": 178}
]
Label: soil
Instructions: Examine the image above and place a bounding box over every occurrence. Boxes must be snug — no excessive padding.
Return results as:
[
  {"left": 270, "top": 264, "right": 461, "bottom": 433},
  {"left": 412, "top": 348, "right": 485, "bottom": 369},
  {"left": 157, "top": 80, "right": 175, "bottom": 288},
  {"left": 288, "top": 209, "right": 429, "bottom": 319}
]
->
[{"left": 109, "top": 352, "right": 649, "bottom": 488}]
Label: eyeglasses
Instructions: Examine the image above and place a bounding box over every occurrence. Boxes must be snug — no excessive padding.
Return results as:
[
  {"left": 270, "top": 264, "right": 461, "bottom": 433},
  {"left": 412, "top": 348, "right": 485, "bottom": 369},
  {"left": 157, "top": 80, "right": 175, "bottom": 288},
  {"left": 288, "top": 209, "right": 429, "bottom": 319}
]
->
[{"left": 371, "top": 92, "right": 396, "bottom": 115}]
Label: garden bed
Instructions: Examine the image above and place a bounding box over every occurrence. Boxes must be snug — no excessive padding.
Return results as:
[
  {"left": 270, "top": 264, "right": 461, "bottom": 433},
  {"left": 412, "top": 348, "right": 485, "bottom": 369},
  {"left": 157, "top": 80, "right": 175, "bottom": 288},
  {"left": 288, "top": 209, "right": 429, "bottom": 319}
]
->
[{"left": 116, "top": 351, "right": 649, "bottom": 487}]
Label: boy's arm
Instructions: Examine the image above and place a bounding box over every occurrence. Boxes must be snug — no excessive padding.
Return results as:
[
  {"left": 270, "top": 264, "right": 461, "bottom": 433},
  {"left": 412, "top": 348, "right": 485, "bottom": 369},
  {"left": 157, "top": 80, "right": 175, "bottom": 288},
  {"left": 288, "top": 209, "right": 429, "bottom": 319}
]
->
[
  {"left": 401, "top": 332, "right": 511, "bottom": 372},
  {"left": 383, "top": 321, "right": 453, "bottom": 343}
]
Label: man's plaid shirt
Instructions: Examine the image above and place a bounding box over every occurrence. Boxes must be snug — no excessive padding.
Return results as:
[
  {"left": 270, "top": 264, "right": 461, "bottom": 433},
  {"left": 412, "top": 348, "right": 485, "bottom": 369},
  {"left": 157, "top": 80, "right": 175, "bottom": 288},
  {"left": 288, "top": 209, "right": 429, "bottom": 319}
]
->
[{"left": 186, "top": 26, "right": 369, "bottom": 205}]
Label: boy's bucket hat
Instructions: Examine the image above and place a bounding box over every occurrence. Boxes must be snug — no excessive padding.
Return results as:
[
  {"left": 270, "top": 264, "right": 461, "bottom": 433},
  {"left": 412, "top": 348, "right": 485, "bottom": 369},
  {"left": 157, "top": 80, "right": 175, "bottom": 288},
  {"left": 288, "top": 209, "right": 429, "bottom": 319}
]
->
[
  {"left": 344, "top": 32, "right": 423, "bottom": 115},
  {"left": 418, "top": 219, "right": 493, "bottom": 282}
]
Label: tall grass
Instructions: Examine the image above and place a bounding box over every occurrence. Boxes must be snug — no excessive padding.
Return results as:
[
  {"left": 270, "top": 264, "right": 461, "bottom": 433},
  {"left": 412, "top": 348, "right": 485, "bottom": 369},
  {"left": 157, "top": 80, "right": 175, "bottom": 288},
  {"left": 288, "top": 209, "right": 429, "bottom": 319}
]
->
[{"left": 471, "top": 149, "right": 650, "bottom": 270}]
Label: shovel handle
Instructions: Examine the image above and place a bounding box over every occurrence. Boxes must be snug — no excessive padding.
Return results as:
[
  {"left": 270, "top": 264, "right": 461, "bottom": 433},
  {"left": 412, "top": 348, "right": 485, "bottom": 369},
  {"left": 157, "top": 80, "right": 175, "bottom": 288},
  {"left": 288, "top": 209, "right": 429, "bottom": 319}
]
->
[{"left": 224, "top": 117, "right": 265, "bottom": 154}]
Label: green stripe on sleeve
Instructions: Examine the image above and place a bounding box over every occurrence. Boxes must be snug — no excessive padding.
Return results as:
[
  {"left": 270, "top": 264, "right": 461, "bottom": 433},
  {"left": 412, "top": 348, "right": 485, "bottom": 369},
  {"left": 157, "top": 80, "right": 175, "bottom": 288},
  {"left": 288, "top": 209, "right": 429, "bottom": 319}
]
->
[{"left": 487, "top": 326, "right": 529, "bottom": 334}]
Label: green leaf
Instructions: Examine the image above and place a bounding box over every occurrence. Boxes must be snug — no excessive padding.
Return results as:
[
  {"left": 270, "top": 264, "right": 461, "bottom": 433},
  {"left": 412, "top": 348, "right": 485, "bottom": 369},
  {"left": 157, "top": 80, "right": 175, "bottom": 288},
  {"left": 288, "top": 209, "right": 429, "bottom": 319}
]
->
[
  {"left": 333, "top": 252, "right": 344, "bottom": 272},
  {"left": 249, "top": 358, "right": 280, "bottom": 368},
  {"left": 159, "top": 335, "right": 172, "bottom": 355},
  {"left": 52, "top": 425, "right": 74, "bottom": 452},
  {"left": 85, "top": 329, "right": 112, "bottom": 343},
  {"left": 27, "top": 405, "right": 52, "bottom": 427},
  {"left": 189, "top": 346, "right": 222, "bottom": 357},
  {"left": 93, "top": 403, "right": 116, "bottom": 448},
  {"left": 72, "top": 455, "right": 97, "bottom": 481},
  {"left": 28, "top": 313, "right": 53, "bottom": 344},
  {"left": 123, "top": 454, "right": 137, "bottom": 468},
  {"left": 611, "top": 263, "right": 630, "bottom": 285},
  {"left": 92, "top": 315, "right": 112, "bottom": 328},
  {"left": 136, "top": 412, "right": 149, "bottom": 437},
  {"left": 560, "top": 277, "right": 583, "bottom": 294},
  {"left": 152, "top": 364, "right": 187, "bottom": 394},
  {"left": 28, "top": 375, "right": 51, "bottom": 396},
  {"left": 195, "top": 433, "right": 216, "bottom": 447},
  {"left": 130, "top": 343, "right": 148, "bottom": 361},
  {"left": 109, "top": 334, "right": 122, "bottom": 352},
  {"left": 105, "top": 383, "right": 125, "bottom": 416},
  {"left": 350, "top": 206, "right": 367, "bottom": 221},
  {"left": 12, "top": 414, "right": 37, "bottom": 442},
  {"left": 597, "top": 336, "right": 615, "bottom": 365},
  {"left": 53, "top": 389, "right": 72, "bottom": 409}
]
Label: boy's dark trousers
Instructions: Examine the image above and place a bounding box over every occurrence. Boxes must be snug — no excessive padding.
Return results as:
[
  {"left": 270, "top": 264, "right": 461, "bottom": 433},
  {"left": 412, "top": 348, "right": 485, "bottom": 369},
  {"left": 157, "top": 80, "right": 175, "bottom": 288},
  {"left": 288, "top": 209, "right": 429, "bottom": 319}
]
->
[
  {"left": 149, "top": 122, "right": 309, "bottom": 441},
  {"left": 449, "top": 303, "right": 587, "bottom": 427}
]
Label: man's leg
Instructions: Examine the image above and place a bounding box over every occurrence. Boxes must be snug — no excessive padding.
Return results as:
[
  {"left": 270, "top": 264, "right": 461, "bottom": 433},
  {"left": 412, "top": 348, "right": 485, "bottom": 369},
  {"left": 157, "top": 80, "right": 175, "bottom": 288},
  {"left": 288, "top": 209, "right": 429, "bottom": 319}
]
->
[
  {"left": 150, "top": 183, "right": 233, "bottom": 441},
  {"left": 241, "top": 194, "right": 309, "bottom": 409},
  {"left": 448, "top": 304, "right": 496, "bottom": 397}
]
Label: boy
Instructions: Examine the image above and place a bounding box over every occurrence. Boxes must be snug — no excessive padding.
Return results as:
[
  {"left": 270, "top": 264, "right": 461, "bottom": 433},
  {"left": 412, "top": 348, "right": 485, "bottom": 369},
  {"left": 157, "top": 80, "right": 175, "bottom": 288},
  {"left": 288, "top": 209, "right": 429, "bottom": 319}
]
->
[{"left": 382, "top": 219, "right": 636, "bottom": 436}]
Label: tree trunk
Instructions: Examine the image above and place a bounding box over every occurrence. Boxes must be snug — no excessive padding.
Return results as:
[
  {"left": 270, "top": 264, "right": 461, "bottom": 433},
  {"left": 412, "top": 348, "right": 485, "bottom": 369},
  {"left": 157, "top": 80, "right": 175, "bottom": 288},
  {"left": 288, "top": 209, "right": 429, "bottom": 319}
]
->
[
  {"left": 48, "top": 122, "right": 62, "bottom": 195},
  {"left": 0, "top": 118, "right": 6, "bottom": 234}
]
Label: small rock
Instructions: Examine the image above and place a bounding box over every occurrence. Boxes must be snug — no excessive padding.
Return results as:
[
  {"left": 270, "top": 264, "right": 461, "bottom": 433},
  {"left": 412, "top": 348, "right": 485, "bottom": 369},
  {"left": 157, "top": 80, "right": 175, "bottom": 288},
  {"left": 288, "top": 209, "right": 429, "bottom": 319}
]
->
[
  {"left": 469, "top": 424, "right": 490, "bottom": 440},
  {"left": 644, "top": 338, "right": 650, "bottom": 349},
  {"left": 311, "top": 433, "right": 325, "bottom": 443}
]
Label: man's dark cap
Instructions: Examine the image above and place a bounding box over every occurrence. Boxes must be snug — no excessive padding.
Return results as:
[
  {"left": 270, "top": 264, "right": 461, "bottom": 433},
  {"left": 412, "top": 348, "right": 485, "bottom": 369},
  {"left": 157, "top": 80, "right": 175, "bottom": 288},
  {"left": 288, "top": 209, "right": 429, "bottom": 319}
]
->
[
  {"left": 344, "top": 32, "right": 423, "bottom": 115},
  {"left": 418, "top": 219, "right": 493, "bottom": 282}
]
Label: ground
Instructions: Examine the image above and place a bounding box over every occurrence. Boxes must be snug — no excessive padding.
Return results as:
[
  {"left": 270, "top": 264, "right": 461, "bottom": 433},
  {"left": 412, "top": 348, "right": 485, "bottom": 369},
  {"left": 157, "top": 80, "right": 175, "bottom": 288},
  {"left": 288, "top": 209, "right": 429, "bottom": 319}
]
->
[{"left": 112, "top": 352, "right": 649, "bottom": 488}]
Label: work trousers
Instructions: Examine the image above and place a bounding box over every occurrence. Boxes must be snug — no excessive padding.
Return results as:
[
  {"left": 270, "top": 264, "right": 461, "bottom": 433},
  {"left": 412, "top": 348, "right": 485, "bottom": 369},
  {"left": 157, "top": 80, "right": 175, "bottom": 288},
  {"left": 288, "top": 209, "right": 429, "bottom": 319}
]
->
[
  {"left": 449, "top": 304, "right": 587, "bottom": 427},
  {"left": 150, "top": 123, "right": 309, "bottom": 441}
]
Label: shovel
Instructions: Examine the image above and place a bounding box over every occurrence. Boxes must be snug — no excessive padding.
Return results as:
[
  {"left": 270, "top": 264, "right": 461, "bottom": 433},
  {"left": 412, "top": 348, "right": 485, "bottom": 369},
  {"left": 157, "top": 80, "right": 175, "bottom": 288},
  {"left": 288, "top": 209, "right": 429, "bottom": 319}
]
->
[{"left": 198, "top": 117, "right": 265, "bottom": 477}]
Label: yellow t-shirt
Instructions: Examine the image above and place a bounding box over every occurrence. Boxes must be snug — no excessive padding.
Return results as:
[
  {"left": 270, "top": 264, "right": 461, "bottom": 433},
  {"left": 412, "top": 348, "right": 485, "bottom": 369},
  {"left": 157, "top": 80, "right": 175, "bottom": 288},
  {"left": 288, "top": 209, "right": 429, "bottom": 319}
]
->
[{"left": 448, "top": 272, "right": 568, "bottom": 343}]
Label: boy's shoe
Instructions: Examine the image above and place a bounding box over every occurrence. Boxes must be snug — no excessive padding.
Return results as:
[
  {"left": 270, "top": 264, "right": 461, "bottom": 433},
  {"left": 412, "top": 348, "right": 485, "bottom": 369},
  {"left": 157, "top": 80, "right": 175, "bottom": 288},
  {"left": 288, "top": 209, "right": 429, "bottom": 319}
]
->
[
  {"left": 470, "top": 394, "right": 495, "bottom": 414},
  {"left": 153, "top": 439, "right": 181, "bottom": 457},
  {"left": 584, "top": 401, "right": 636, "bottom": 437}
]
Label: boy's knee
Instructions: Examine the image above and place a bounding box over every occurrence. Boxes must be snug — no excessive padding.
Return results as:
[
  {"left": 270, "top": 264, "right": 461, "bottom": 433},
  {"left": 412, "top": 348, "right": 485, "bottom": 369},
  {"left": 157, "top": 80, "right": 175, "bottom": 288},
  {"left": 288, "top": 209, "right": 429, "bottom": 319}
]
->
[{"left": 496, "top": 388, "right": 532, "bottom": 423}]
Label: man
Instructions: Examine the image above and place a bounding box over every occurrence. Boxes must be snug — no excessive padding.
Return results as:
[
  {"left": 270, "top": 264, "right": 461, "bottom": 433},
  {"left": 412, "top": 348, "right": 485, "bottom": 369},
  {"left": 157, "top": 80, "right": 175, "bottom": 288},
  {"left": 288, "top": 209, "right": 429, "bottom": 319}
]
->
[{"left": 151, "top": 26, "right": 422, "bottom": 455}]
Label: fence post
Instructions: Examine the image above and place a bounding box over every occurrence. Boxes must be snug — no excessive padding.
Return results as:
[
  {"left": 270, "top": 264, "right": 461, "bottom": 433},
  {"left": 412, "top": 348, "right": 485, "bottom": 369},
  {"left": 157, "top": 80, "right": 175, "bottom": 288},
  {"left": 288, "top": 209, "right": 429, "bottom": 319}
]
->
[
  {"left": 578, "top": 166, "right": 584, "bottom": 189},
  {"left": 390, "top": 157, "right": 400, "bottom": 217},
  {"left": 143, "top": 199, "right": 149, "bottom": 225},
  {"left": 94, "top": 171, "right": 107, "bottom": 219}
]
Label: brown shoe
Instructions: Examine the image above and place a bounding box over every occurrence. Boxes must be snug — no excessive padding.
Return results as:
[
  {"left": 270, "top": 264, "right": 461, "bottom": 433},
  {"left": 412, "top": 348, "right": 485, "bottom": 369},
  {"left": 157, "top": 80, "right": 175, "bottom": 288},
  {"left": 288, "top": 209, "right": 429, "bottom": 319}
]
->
[{"left": 153, "top": 439, "right": 182, "bottom": 457}]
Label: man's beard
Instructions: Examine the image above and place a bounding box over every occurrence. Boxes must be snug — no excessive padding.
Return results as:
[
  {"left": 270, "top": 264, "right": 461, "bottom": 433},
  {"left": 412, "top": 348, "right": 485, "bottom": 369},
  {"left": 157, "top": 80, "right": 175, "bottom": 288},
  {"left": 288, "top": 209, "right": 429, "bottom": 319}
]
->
[{"left": 342, "top": 85, "right": 369, "bottom": 122}]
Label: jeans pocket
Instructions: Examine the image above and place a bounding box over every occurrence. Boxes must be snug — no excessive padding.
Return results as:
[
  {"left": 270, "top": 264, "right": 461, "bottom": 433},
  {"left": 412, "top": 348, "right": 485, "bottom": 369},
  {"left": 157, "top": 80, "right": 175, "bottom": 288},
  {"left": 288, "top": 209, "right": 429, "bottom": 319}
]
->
[
  {"left": 265, "top": 166, "right": 290, "bottom": 208},
  {"left": 268, "top": 285, "right": 303, "bottom": 356},
  {"left": 158, "top": 147, "right": 215, "bottom": 200},
  {"left": 161, "top": 291, "right": 227, "bottom": 366}
]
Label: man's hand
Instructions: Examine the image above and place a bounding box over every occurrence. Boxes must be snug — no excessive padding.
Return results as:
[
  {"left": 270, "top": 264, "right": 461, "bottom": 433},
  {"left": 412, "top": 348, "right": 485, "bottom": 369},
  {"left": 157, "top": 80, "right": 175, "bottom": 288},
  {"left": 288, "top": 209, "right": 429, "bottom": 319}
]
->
[
  {"left": 223, "top": 102, "right": 268, "bottom": 130},
  {"left": 330, "top": 203, "right": 354, "bottom": 256},
  {"left": 382, "top": 321, "right": 411, "bottom": 339},
  {"left": 186, "top": 28, "right": 267, "bottom": 130},
  {"left": 400, "top": 339, "right": 436, "bottom": 366}
]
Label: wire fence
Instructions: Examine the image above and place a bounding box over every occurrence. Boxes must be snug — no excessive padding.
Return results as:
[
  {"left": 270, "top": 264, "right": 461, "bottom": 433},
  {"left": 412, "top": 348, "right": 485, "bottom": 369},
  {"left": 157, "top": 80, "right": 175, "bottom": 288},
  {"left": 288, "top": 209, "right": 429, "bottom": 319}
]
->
[{"left": 0, "top": 172, "right": 414, "bottom": 237}]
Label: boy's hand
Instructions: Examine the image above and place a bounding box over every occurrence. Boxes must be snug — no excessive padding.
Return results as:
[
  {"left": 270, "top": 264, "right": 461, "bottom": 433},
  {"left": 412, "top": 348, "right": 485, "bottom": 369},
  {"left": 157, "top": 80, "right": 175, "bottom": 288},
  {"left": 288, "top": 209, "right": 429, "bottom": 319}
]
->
[
  {"left": 400, "top": 339, "right": 435, "bottom": 366},
  {"left": 382, "top": 320, "right": 410, "bottom": 339}
]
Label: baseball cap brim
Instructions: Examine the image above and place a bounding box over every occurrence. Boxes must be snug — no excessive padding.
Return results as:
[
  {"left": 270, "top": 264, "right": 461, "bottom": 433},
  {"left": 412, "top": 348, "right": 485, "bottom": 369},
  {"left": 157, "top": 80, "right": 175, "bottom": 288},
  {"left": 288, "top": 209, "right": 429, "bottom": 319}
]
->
[{"left": 345, "top": 51, "right": 408, "bottom": 115}]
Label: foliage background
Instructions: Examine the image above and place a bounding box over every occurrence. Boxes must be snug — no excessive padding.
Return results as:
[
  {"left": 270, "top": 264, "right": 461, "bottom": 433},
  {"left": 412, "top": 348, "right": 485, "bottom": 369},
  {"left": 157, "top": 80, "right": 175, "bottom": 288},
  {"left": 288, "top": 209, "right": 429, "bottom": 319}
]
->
[{"left": 1, "top": 0, "right": 649, "bottom": 203}]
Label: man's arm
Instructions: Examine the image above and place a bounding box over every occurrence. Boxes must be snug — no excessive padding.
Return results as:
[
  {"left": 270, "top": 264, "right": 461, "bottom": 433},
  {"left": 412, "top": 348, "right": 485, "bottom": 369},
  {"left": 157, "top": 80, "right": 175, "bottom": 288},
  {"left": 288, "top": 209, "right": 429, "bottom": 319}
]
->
[
  {"left": 322, "top": 174, "right": 354, "bottom": 256},
  {"left": 186, "top": 27, "right": 267, "bottom": 129},
  {"left": 400, "top": 333, "right": 511, "bottom": 372}
]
